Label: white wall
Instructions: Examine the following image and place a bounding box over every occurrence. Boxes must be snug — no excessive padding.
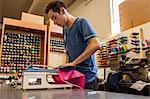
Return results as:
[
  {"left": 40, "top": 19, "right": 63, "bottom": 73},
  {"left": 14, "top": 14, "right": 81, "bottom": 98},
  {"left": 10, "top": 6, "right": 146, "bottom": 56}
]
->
[
  {"left": 123, "top": 22, "right": 150, "bottom": 41},
  {"left": 105, "top": 21, "right": 150, "bottom": 58},
  {"left": 123, "top": 22, "right": 150, "bottom": 58},
  {"left": 69, "top": 0, "right": 111, "bottom": 41}
]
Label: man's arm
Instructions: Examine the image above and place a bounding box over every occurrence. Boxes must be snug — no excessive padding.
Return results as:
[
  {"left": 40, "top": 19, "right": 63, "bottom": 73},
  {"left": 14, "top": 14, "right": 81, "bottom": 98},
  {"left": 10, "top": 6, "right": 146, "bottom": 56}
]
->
[{"left": 63, "top": 37, "right": 100, "bottom": 67}]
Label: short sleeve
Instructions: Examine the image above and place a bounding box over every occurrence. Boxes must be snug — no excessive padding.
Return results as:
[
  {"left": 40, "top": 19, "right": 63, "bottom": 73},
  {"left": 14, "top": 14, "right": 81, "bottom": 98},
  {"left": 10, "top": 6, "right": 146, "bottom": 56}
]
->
[{"left": 78, "top": 18, "right": 97, "bottom": 41}]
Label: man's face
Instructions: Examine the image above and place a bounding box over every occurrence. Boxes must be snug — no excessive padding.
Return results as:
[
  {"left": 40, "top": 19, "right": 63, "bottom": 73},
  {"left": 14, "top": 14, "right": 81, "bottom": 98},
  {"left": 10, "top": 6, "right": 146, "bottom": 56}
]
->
[{"left": 48, "top": 10, "right": 65, "bottom": 27}]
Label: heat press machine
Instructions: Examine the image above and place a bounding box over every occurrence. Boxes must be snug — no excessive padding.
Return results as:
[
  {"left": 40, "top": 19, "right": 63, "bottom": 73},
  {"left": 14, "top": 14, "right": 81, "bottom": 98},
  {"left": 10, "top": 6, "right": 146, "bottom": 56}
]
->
[{"left": 22, "top": 65, "right": 73, "bottom": 90}]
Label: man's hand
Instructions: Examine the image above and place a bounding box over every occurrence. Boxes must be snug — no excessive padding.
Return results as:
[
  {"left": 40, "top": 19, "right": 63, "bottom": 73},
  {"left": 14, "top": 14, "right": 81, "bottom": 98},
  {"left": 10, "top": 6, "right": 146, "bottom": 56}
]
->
[
  {"left": 61, "top": 37, "right": 100, "bottom": 68},
  {"left": 60, "top": 61, "right": 76, "bottom": 67}
]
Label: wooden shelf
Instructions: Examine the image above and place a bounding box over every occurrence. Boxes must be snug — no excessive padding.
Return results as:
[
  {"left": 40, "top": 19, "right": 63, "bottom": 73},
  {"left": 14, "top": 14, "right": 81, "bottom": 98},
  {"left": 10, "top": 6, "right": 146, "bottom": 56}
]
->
[
  {"left": 47, "top": 19, "right": 66, "bottom": 67},
  {"left": 0, "top": 17, "right": 47, "bottom": 72},
  {"left": 3, "top": 17, "right": 46, "bottom": 31}
]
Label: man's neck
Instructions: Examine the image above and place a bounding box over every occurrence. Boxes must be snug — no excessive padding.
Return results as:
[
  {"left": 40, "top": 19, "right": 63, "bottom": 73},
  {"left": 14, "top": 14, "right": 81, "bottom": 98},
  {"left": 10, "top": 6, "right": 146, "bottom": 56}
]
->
[{"left": 66, "top": 14, "right": 77, "bottom": 28}]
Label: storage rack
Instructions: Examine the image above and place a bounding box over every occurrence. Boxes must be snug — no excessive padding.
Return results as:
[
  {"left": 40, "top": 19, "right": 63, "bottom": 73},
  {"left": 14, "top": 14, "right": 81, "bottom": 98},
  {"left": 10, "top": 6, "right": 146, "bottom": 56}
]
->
[
  {"left": 0, "top": 17, "right": 47, "bottom": 75},
  {"left": 47, "top": 32, "right": 66, "bottom": 67},
  {"left": 97, "top": 45, "right": 109, "bottom": 67},
  {"left": 49, "top": 32, "right": 65, "bottom": 53}
]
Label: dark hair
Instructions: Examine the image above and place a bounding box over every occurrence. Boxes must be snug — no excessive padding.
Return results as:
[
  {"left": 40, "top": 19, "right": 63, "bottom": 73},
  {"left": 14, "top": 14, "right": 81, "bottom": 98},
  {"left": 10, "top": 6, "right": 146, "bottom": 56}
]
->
[{"left": 45, "top": 0, "right": 66, "bottom": 14}]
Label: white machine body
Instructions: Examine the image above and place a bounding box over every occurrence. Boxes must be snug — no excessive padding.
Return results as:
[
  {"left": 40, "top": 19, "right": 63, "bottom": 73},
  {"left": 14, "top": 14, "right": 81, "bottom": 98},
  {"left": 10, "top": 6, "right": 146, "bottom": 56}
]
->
[{"left": 22, "top": 71, "right": 72, "bottom": 90}]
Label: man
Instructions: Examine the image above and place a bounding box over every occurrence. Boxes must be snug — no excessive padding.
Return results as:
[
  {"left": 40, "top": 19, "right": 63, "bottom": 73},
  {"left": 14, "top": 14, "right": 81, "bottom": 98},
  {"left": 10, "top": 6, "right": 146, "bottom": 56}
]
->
[{"left": 45, "top": 0, "right": 100, "bottom": 90}]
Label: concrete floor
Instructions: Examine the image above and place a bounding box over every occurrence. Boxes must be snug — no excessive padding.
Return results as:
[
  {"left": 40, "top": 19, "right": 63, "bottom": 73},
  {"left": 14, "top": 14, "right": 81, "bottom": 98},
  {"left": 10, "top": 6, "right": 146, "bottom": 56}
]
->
[{"left": 0, "top": 84, "right": 149, "bottom": 99}]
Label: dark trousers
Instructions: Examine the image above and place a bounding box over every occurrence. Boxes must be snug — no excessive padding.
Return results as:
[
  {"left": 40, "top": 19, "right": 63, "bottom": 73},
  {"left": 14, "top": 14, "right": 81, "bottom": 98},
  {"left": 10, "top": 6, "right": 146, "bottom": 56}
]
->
[{"left": 85, "top": 78, "right": 100, "bottom": 91}]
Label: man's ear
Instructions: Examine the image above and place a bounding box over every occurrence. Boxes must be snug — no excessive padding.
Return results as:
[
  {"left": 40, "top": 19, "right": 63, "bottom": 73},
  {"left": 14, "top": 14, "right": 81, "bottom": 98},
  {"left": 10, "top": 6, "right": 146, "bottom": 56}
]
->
[{"left": 60, "top": 7, "right": 65, "bottom": 14}]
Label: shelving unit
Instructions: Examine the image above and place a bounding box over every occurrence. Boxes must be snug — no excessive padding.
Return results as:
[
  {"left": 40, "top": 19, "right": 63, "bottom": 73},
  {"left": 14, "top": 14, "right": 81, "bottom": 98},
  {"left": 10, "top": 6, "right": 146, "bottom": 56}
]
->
[
  {"left": 0, "top": 17, "right": 47, "bottom": 75},
  {"left": 97, "top": 45, "right": 109, "bottom": 67},
  {"left": 47, "top": 19, "right": 66, "bottom": 68}
]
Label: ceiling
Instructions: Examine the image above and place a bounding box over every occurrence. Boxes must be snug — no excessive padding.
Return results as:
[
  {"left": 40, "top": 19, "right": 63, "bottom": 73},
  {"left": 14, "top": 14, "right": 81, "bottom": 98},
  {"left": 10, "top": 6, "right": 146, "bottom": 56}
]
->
[{"left": 0, "top": 0, "right": 76, "bottom": 24}]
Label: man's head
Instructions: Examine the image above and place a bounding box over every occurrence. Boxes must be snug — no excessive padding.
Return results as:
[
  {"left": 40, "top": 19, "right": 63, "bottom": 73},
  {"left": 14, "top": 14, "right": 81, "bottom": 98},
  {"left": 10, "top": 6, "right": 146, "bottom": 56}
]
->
[{"left": 45, "top": 0, "right": 67, "bottom": 27}]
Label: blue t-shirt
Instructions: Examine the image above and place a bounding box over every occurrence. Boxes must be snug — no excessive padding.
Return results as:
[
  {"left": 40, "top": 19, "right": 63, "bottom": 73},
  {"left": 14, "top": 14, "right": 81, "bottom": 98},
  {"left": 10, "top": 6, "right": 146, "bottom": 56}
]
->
[{"left": 63, "top": 17, "right": 98, "bottom": 83}]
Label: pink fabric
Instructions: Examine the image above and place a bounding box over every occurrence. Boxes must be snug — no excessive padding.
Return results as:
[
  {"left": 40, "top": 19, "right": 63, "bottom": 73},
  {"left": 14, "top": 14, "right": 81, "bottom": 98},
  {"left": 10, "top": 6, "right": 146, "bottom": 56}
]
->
[{"left": 52, "top": 69, "right": 85, "bottom": 89}]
